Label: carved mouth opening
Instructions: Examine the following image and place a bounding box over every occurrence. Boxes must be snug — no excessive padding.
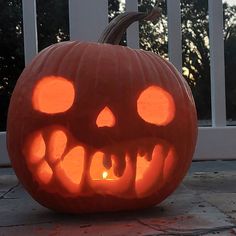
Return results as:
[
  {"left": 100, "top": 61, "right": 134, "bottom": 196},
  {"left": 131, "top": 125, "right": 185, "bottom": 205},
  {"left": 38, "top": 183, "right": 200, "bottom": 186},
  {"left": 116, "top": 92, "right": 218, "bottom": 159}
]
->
[{"left": 24, "top": 126, "right": 176, "bottom": 198}]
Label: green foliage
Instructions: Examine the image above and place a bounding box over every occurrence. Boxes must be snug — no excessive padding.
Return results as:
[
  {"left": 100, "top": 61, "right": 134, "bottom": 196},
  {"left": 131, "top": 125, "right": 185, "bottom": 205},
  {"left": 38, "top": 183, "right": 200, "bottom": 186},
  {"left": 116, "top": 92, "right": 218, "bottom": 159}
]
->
[
  {"left": 224, "top": 5, "right": 236, "bottom": 121},
  {"left": 36, "top": 0, "right": 69, "bottom": 51},
  {"left": 0, "top": 0, "right": 24, "bottom": 131},
  {"left": 108, "top": 0, "right": 122, "bottom": 21},
  {"left": 138, "top": 0, "right": 168, "bottom": 58},
  {"left": 181, "top": 0, "right": 211, "bottom": 120}
]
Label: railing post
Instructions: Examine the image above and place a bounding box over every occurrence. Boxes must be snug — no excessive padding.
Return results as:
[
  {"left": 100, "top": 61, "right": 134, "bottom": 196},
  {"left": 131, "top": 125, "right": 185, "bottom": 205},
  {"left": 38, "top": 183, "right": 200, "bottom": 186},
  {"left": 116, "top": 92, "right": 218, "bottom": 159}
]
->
[
  {"left": 167, "top": 0, "right": 182, "bottom": 73},
  {"left": 69, "top": 0, "right": 108, "bottom": 41},
  {"left": 22, "top": 0, "right": 38, "bottom": 65},
  {"left": 208, "top": 0, "right": 226, "bottom": 127},
  {"left": 126, "top": 0, "right": 139, "bottom": 48}
]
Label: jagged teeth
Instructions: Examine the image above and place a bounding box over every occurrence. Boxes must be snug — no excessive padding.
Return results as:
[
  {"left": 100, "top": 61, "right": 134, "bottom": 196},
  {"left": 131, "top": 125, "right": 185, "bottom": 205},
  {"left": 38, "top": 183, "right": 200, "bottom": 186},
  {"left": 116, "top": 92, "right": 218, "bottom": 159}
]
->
[{"left": 26, "top": 127, "right": 175, "bottom": 198}]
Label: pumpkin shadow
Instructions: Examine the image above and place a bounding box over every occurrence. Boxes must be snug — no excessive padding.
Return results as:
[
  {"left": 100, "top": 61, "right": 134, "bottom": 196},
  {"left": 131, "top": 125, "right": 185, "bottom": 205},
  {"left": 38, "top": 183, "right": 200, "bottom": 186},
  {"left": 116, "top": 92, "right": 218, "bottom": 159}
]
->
[{"left": 37, "top": 205, "right": 166, "bottom": 225}]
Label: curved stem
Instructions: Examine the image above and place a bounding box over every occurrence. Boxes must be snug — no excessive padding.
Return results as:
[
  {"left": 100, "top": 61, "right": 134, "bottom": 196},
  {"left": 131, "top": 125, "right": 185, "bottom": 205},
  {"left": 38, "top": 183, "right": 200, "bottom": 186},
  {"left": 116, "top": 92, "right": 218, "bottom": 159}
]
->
[{"left": 98, "top": 1, "right": 162, "bottom": 45}]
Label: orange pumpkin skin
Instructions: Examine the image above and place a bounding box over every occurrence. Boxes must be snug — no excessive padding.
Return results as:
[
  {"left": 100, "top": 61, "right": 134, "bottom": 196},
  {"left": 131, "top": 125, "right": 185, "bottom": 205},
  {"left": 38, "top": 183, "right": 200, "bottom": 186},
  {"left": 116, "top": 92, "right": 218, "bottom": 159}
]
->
[{"left": 7, "top": 41, "right": 197, "bottom": 213}]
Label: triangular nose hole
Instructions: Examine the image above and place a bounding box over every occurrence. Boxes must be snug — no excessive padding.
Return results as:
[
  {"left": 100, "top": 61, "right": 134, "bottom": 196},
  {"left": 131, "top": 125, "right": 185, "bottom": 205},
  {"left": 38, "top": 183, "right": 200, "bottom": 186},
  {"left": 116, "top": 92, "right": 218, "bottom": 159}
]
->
[{"left": 96, "top": 106, "right": 116, "bottom": 128}]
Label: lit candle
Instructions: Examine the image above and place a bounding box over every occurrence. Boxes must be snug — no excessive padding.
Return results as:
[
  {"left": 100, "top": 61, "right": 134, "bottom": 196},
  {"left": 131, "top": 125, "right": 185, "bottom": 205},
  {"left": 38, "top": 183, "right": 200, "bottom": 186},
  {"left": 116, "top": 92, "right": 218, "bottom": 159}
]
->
[{"left": 102, "top": 171, "right": 108, "bottom": 179}]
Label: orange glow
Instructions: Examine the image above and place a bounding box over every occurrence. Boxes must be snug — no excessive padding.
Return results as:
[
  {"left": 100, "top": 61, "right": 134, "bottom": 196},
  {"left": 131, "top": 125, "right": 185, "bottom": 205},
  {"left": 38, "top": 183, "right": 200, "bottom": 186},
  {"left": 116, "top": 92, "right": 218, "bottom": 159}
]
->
[
  {"left": 137, "top": 86, "right": 175, "bottom": 125},
  {"left": 32, "top": 76, "right": 75, "bottom": 114},
  {"left": 48, "top": 129, "right": 67, "bottom": 164},
  {"left": 60, "top": 146, "right": 85, "bottom": 185},
  {"left": 90, "top": 152, "right": 118, "bottom": 180},
  {"left": 27, "top": 132, "right": 46, "bottom": 164},
  {"left": 163, "top": 147, "right": 176, "bottom": 180},
  {"left": 135, "top": 142, "right": 172, "bottom": 197},
  {"left": 136, "top": 154, "right": 151, "bottom": 181},
  {"left": 36, "top": 161, "right": 53, "bottom": 185},
  {"left": 24, "top": 126, "right": 176, "bottom": 199},
  {"left": 96, "top": 106, "right": 116, "bottom": 128}
]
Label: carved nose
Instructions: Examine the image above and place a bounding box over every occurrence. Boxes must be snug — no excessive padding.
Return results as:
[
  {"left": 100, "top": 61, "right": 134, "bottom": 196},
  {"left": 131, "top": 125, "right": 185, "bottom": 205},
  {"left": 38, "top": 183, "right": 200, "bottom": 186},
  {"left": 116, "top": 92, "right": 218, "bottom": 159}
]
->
[{"left": 96, "top": 106, "right": 116, "bottom": 128}]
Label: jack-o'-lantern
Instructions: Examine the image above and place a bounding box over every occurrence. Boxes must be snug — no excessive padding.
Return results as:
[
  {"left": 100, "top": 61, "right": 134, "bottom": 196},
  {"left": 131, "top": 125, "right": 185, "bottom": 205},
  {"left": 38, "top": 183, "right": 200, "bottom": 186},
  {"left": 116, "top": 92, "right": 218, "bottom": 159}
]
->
[{"left": 7, "top": 4, "right": 197, "bottom": 213}]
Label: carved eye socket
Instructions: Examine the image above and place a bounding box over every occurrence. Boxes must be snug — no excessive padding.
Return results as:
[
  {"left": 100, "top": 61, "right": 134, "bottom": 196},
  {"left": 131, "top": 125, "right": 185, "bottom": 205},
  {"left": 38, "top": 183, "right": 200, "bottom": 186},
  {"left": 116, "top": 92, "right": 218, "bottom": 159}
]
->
[
  {"left": 96, "top": 106, "right": 116, "bottom": 128},
  {"left": 32, "top": 76, "right": 75, "bottom": 114},
  {"left": 137, "top": 86, "right": 175, "bottom": 126}
]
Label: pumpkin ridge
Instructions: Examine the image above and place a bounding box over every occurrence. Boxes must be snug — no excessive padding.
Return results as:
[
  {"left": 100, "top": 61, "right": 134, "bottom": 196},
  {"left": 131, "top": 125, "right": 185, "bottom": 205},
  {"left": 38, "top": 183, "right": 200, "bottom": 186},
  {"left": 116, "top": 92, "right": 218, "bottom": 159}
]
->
[
  {"left": 124, "top": 46, "right": 136, "bottom": 95},
  {"left": 144, "top": 52, "right": 176, "bottom": 99},
  {"left": 160, "top": 56, "right": 197, "bottom": 147},
  {"left": 55, "top": 41, "right": 82, "bottom": 76},
  {"left": 49, "top": 42, "right": 78, "bottom": 76},
  {"left": 135, "top": 53, "right": 177, "bottom": 129},
  {"left": 157, "top": 56, "right": 197, "bottom": 177},
  {"left": 94, "top": 45, "right": 116, "bottom": 92},
  {"left": 132, "top": 50, "right": 146, "bottom": 87},
  {"left": 36, "top": 43, "right": 74, "bottom": 77},
  {"left": 155, "top": 53, "right": 193, "bottom": 112},
  {"left": 74, "top": 43, "right": 93, "bottom": 85},
  {"left": 144, "top": 51, "right": 183, "bottom": 100},
  {"left": 74, "top": 43, "right": 96, "bottom": 84},
  {"left": 28, "top": 44, "right": 59, "bottom": 75},
  {"left": 112, "top": 45, "right": 121, "bottom": 98},
  {"left": 139, "top": 50, "right": 163, "bottom": 87}
]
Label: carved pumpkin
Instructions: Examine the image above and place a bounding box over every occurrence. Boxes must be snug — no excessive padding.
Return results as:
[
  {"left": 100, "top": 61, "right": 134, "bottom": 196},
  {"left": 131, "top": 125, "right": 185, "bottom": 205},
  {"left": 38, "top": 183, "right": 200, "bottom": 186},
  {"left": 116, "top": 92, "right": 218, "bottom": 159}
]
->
[{"left": 7, "top": 5, "right": 197, "bottom": 213}]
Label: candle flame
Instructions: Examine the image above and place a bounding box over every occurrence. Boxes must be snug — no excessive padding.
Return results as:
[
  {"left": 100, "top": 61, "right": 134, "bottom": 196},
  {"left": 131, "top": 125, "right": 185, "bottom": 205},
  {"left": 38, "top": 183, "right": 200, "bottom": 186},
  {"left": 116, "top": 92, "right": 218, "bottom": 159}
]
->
[{"left": 102, "top": 171, "right": 108, "bottom": 179}]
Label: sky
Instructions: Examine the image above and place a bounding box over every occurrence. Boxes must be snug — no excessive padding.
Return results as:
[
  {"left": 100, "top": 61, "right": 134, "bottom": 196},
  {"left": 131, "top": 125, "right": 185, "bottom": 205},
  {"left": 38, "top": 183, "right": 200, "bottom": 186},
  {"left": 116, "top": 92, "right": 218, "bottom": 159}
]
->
[{"left": 224, "top": 0, "right": 236, "bottom": 5}]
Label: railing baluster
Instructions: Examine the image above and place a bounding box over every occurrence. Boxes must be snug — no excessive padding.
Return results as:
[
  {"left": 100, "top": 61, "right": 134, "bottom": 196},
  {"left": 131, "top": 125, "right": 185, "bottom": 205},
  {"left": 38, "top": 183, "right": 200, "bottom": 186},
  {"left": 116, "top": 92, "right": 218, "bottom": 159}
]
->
[
  {"left": 167, "top": 0, "right": 182, "bottom": 73},
  {"left": 126, "top": 0, "right": 139, "bottom": 48},
  {"left": 22, "top": 0, "right": 38, "bottom": 65},
  {"left": 208, "top": 0, "right": 226, "bottom": 127},
  {"left": 69, "top": 0, "right": 108, "bottom": 41}
]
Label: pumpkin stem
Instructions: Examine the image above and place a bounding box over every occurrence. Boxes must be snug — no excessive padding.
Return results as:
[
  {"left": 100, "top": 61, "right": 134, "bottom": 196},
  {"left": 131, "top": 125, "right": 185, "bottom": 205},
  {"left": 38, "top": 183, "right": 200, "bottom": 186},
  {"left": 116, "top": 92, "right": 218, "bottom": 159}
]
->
[{"left": 98, "top": 1, "right": 162, "bottom": 45}]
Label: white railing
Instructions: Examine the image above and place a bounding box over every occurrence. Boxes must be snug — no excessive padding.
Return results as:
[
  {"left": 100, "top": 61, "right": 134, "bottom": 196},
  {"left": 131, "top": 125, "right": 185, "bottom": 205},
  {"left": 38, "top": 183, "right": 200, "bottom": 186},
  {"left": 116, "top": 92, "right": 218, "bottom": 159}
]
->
[{"left": 1, "top": 0, "right": 235, "bottom": 166}]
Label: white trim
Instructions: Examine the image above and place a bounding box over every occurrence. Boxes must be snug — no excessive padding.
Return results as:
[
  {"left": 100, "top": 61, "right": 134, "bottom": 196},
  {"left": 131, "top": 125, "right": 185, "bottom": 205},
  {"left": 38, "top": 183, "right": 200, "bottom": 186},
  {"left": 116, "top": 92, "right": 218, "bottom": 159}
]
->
[
  {"left": 208, "top": 0, "right": 226, "bottom": 127},
  {"left": 194, "top": 127, "right": 236, "bottom": 160},
  {"left": 167, "top": 0, "right": 182, "bottom": 73},
  {"left": 2, "top": 128, "right": 236, "bottom": 165},
  {"left": 22, "top": 0, "right": 38, "bottom": 65},
  {"left": 69, "top": 0, "right": 108, "bottom": 41},
  {"left": 126, "top": 0, "right": 139, "bottom": 48}
]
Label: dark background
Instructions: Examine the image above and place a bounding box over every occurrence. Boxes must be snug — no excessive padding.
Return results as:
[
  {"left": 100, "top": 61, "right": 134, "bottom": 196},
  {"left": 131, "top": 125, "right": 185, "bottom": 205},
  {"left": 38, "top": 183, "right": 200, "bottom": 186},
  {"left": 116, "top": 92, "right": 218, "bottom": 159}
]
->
[{"left": 0, "top": 0, "right": 236, "bottom": 131}]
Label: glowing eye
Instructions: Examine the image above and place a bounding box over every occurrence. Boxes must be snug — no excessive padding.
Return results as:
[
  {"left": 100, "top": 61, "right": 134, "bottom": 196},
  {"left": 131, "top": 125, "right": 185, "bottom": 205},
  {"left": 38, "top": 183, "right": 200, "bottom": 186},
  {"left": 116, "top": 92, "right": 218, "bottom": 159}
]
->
[
  {"left": 137, "top": 86, "right": 175, "bottom": 125},
  {"left": 32, "top": 76, "right": 75, "bottom": 114},
  {"left": 96, "top": 106, "right": 116, "bottom": 128}
]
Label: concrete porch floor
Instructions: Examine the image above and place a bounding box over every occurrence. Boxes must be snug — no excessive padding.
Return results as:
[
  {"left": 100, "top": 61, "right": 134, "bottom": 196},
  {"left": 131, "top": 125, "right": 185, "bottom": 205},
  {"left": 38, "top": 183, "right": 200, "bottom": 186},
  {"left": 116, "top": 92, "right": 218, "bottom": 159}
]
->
[{"left": 1, "top": 161, "right": 236, "bottom": 236}]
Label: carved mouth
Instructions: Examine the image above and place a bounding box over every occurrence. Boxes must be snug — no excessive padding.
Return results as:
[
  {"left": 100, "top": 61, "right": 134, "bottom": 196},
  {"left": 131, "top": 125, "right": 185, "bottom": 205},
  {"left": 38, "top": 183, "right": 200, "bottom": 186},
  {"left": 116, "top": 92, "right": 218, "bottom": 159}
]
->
[{"left": 24, "top": 126, "right": 176, "bottom": 198}]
